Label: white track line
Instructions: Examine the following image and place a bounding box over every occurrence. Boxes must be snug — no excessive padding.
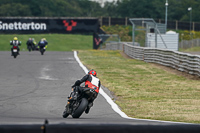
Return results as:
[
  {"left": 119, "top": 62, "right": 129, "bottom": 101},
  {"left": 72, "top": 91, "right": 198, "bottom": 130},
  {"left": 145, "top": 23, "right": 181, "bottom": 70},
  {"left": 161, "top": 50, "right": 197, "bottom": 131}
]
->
[{"left": 73, "top": 51, "right": 193, "bottom": 125}]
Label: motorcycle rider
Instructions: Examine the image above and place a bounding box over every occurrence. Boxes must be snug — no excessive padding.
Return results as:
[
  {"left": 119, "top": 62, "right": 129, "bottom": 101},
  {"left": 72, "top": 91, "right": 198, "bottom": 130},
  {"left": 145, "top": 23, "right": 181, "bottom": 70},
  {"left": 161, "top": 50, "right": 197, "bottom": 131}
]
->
[
  {"left": 67, "top": 69, "right": 101, "bottom": 114},
  {"left": 43, "top": 38, "right": 48, "bottom": 44},
  {"left": 26, "top": 38, "right": 34, "bottom": 51},
  {"left": 10, "top": 37, "right": 21, "bottom": 56},
  {"left": 38, "top": 38, "right": 48, "bottom": 50}
]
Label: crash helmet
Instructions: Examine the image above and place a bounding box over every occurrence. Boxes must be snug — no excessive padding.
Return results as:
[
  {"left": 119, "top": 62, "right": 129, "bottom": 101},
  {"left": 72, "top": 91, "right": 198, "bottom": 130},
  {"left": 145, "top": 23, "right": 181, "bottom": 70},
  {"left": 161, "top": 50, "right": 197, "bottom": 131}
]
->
[
  {"left": 14, "top": 37, "right": 18, "bottom": 40},
  {"left": 88, "top": 69, "right": 97, "bottom": 76}
]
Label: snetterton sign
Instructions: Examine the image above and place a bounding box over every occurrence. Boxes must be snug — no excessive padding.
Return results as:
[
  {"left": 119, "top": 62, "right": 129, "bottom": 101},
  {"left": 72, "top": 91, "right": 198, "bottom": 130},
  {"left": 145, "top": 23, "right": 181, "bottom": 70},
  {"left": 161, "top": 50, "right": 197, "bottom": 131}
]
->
[
  {"left": 0, "top": 21, "right": 47, "bottom": 30},
  {"left": 0, "top": 17, "right": 99, "bottom": 34}
]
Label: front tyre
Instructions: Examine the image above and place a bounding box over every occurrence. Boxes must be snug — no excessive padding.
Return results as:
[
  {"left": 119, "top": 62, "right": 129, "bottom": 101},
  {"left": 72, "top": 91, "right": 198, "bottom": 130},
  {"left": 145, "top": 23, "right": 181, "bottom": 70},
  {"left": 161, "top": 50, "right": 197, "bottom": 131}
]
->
[
  {"left": 72, "top": 98, "right": 88, "bottom": 118},
  {"left": 62, "top": 110, "right": 69, "bottom": 118},
  {"left": 62, "top": 104, "right": 70, "bottom": 118},
  {"left": 40, "top": 50, "right": 44, "bottom": 55}
]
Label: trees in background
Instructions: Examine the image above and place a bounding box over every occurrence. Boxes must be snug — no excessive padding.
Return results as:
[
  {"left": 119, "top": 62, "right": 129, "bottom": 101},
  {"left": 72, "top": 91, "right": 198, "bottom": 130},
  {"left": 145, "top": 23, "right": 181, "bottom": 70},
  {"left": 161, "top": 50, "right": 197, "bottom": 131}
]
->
[
  {"left": 0, "top": 0, "right": 102, "bottom": 17},
  {"left": 0, "top": 0, "right": 200, "bottom": 22}
]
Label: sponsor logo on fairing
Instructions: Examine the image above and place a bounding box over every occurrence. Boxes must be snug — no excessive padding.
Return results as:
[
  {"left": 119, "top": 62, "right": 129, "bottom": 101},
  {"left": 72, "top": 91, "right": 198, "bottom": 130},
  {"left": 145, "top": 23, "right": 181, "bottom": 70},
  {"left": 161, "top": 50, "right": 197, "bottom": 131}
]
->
[{"left": 0, "top": 21, "right": 47, "bottom": 30}]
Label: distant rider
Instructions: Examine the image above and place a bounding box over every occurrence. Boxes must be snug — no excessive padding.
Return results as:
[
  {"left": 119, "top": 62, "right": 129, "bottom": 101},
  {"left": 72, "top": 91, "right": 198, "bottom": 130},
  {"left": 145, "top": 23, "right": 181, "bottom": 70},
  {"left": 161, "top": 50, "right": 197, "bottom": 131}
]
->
[
  {"left": 26, "top": 38, "right": 34, "bottom": 51},
  {"left": 67, "top": 69, "right": 101, "bottom": 114},
  {"left": 10, "top": 37, "right": 21, "bottom": 56},
  {"left": 38, "top": 38, "right": 48, "bottom": 50}
]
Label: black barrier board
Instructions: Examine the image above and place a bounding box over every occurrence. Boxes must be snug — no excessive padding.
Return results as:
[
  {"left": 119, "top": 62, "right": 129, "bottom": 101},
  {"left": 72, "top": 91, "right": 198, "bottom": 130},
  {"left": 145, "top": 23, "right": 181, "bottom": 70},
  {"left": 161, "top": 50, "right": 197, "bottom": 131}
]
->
[
  {"left": 46, "top": 124, "right": 200, "bottom": 133},
  {"left": 0, "top": 124, "right": 200, "bottom": 133},
  {"left": 93, "top": 32, "right": 103, "bottom": 49},
  {"left": 93, "top": 28, "right": 106, "bottom": 49},
  {"left": 0, "top": 125, "right": 41, "bottom": 133},
  {"left": 0, "top": 17, "right": 99, "bottom": 34}
]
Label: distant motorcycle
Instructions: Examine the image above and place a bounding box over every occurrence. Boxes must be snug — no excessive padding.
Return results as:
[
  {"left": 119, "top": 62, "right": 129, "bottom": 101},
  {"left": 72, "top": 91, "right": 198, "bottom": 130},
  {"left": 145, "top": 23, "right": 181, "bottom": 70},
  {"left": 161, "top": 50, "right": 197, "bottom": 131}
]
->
[
  {"left": 12, "top": 46, "right": 19, "bottom": 58},
  {"left": 63, "top": 86, "right": 97, "bottom": 118},
  {"left": 27, "top": 45, "right": 32, "bottom": 52},
  {"left": 39, "top": 46, "right": 46, "bottom": 55},
  {"left": 38, "top": 39, "right": 47, "bottom": 55}
]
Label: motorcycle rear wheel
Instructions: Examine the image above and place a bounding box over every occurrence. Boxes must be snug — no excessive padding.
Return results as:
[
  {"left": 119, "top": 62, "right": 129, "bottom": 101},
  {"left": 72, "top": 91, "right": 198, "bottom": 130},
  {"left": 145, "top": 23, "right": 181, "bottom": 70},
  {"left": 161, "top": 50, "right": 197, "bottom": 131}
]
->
[
  {"left": 13, "top": 53, "right": 17, "bottom": 58},
  {"left": 72, "top": 98, "right": 88, "bottom": 118}
]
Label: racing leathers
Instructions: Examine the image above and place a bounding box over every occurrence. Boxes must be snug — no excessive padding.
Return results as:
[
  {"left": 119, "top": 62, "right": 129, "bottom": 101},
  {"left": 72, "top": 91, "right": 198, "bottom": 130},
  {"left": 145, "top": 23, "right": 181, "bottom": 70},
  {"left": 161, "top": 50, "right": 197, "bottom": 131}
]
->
[
  {"left": 69, "top": 74, "right": 101, "bottom": 113},
  {"left": 26, "top": 38, "right": 34, "bottom": 51},
  {"left": 38, "top": 39, "right": 48, "bottom": 50},
  {"left": 10, "top": 40, "right": 21, "bottom": 56}
]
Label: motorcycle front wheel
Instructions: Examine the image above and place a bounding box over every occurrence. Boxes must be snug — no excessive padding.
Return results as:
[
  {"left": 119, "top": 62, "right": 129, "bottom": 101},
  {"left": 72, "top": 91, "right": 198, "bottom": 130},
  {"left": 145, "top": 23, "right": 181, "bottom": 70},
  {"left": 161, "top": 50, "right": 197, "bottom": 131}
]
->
[
  {"left": 62, "top": 110, "right": 69, "bottom": 118},
  {"left": 72, "top": 98, "right": 88, "bottom": 118},
  {"left": 62, "top": 103, "right": 71, "bottom": 118},
  {"left": 40, "top": 50, "right": 44, "bottom": 55}
]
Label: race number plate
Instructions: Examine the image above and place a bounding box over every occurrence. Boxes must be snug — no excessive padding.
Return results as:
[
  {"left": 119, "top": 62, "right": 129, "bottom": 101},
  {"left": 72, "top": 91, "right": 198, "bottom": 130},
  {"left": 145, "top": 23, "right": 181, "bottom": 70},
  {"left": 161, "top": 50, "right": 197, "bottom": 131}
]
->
[{"left": 13, "top": 49, "right": 17, "bottom": 52}]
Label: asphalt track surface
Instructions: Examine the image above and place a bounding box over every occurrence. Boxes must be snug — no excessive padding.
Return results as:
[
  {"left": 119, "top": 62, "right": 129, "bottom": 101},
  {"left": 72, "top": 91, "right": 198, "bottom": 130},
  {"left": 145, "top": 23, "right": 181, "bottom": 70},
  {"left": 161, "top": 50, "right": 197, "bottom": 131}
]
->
[{"left": 0, "top": 51, "right": 195, "bottom": 125}]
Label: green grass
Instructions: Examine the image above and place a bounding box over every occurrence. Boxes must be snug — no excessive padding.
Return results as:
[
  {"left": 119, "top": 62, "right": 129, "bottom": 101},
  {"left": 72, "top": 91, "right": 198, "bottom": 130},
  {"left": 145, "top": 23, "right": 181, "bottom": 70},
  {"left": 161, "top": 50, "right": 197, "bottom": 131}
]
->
[
  {"left": 78, "top": 50, "right": 200, "bottom": 124},
  {"left": 0, "top": 34, "right": 93, "bottom": 51},
  {"left": 179, "top": 46, "right": 200, "bottom": 52}
]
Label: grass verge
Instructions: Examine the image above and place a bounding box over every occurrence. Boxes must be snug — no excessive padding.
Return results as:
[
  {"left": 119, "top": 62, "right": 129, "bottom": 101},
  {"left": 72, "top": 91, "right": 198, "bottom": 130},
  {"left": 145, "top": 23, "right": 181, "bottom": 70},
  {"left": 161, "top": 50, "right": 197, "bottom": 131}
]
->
[
  {"left": 179, "top": 47, "right": 200, "bottom": 52},
  {"left": 78, "top": 50, "right": 200, "bottom": 124},
  {"left": 0, "top": 34, "right": 92, "bottom": 51}
]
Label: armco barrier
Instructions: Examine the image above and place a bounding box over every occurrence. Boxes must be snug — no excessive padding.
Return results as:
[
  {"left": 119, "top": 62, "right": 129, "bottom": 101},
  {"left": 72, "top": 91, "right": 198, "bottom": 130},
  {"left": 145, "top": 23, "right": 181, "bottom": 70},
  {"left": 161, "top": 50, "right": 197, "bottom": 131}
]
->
[
  {"left": 106, "top": 42, "right": 200, "bottom": 77},
  {"left": 1, "top": 124, "right": 200, "bottom": 133}
]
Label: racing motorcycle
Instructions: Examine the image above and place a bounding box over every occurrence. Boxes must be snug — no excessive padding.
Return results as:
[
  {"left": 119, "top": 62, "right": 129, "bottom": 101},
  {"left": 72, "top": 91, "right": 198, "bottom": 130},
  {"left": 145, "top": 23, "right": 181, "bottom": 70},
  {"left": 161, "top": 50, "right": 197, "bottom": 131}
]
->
[
  {"left": 12, "top": 46, "right": 19, "bottom": 58},
  {"left": 27, "top": 45, "right": 32, "bottom": 52},
  {"left": 62, "top": 86, "right": 97, "bottom": 118},
  {"left": 39, "top": 46, "right": 46, "bottom": 55}
]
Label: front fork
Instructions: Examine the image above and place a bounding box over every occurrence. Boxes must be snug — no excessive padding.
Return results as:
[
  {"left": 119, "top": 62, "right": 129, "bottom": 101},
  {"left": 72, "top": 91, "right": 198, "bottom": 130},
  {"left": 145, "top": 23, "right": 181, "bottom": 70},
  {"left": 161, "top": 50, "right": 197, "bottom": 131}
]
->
[
  {"left": 66, "top": 98, "right": 81, "bottom": 114},
  {"left": 65, "top": 101, "right": 72, "bottom": 114}
]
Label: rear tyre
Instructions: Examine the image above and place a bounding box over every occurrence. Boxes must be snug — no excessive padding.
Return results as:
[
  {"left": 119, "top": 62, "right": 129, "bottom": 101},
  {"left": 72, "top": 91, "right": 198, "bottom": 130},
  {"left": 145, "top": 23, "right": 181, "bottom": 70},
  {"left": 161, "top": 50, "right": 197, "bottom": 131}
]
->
[
  {"left": 13, "top": 53, "right": 17, "bottom": 58},
  {"left": 72, "top": 98, "right": 88, "bottom": 118}
]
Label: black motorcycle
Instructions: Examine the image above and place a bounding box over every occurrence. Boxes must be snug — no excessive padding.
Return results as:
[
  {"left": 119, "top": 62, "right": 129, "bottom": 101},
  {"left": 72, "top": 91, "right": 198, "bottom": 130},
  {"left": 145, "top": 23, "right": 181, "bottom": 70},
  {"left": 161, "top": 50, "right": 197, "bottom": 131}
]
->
[
  {"left": 39, "top": 46, "right": 46, "bottom": 55},
  {"left": 12, "top": 46, "right": 19, "bottom": 58},
  {"left": 63, "top": 86, "right": 97, "bottom": 118},
  {"left": 27, "top": 45, "right": 32, "bottom": 52}
]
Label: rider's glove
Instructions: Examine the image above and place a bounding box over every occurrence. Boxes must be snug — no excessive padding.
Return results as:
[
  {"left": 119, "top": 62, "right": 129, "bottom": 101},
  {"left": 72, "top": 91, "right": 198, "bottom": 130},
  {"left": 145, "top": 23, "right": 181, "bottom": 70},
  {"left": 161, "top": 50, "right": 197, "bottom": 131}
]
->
[
  {"left": 72, "top": 80, "right": 81, "bottom": 88},
  {"left": 72, "top": 84, "right": 76, "bottom": 88}
]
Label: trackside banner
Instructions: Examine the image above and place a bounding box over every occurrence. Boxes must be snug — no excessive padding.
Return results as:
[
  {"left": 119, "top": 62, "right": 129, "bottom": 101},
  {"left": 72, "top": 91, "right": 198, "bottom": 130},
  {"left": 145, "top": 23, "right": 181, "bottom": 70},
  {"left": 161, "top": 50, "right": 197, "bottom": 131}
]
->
[{"left": 0, "top": 17, "right": 99, "bottom": 34}]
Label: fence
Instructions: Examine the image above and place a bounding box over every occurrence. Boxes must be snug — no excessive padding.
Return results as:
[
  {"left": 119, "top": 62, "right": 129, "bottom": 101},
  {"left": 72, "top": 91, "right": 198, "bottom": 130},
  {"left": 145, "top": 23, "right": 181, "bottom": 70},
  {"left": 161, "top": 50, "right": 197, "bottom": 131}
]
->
[
  {"left": 179, "top": 39, "right": 200, "bottom": 49},
  {"left": 99, "top": 17, "right": 200, "bottom": 31},
  {"left": 105, "top": 42, "right": 200, "bottom": 77}
]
